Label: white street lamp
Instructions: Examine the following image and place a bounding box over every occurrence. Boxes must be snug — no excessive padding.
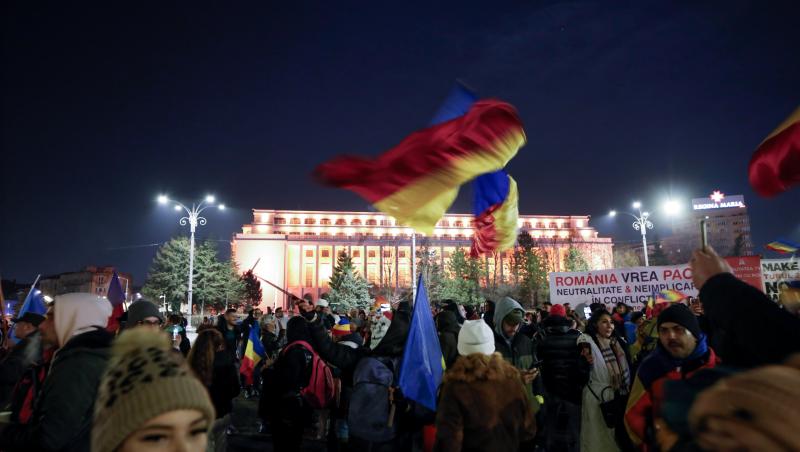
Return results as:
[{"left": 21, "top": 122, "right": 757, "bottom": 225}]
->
[
  {"left": 610, "top": 202, "right": 654, "bottom": 266},
  {"left": 157, "top": 194, "right": 223, "bottom": 329}
]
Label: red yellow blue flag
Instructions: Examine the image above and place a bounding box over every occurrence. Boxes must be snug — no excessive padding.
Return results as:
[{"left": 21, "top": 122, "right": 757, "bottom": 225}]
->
[
  {"left": 239, "top": 323, "right": 266, "bottom": 386},
  {"left": 470, "top": 170, "right": 519, "bottom": 256},
  {"left": 749, "top": 106, "right": 800, "bottom": 197},
  {"left": 766, "top": 238, "right": 800, "bottom": 254}
]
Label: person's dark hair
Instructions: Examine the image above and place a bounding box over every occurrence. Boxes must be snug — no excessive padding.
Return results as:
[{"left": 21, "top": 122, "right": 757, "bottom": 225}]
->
[
  {"left": 287, "top": 316, "right": 312, "bottom": 344},
  {"left": 585, "top": 309, "right": 613, "bottom": 343},
  {"left": 225, "top": 308, "right": 236, "bottom": 315},
  {"left": 187, "top": 328, "right": 224, "bottom": 386},
  {"left": 168, "top": 314, "right": 181, "bottom": 325}
]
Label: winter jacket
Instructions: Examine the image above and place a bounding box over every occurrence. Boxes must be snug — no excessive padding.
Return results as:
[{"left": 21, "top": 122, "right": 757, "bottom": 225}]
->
[
  {"left": 434, "top": 354, "right": 536, "bottom": 452},
  {"left": 538, "top": 315, "right": 590, "bottom": 404},
  {"left": 436, "top": 311, "right": 460, "bottom": 370},
  {"left": 0, "top": 330, "right": 43, "bottom": 408},
  {"left": 625, "top": 342, "right": 719, "bottom": 449},
  {"left": 217, "top": 321, "right": 242, "bottom": 360},
  {"left": 1, "top": 327, "right": 112, "bottom": 452},
  {"left": 209, "top": 350, "right": 241, "bottom": 418},
  {"left": 699, "top": 272, "right": 800, "bottom": 368}
]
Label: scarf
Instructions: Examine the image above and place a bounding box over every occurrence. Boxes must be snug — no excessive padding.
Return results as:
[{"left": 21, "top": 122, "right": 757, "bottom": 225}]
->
[{"left": 596, "top": 336, "right": 631, "bottom": 393}]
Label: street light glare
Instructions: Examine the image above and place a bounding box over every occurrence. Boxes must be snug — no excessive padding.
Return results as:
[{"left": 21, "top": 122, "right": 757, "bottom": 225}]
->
[
  {"left": 663, "top": 199, "right": 681, "bottom": 216},
  {"left": 609, "top": 210, "right": 617, "bottom": 217},
  {"left": 157, "top": 195, "right": 168, "bottom": 204},
  {"left": 205, "top": 195, "right": 215, "bottom": 203},
  {"left": 174, "top": 205, "right": 182, "bottom": 211},
  {"left": 643, "top": 211, "right": 650, "bottom": 217},
  {"left": 632, "top": 201, "right": 642, "bottom": 209},
  {"left": 218, "top": 204, "right": 226, "bottom": 210}
]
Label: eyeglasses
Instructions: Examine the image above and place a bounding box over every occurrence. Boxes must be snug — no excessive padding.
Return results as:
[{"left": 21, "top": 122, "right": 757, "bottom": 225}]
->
[{"left": 138, "top": 319, "right": 163, "bottom": 326}]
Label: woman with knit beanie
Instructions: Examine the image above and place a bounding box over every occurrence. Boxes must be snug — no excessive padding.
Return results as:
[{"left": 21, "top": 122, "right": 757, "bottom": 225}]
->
[
  {"left": 92, "top": 328, "right": 216, "bottom": 452},
  {"left": 434, "top": 320, "right": 537, "bottom": 451}
]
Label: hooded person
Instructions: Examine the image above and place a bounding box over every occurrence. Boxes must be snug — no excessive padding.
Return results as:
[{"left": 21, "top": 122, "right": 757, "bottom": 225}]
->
[
  {"left": 625, "top": 304, "right": 719, "bottom": 450},
  {"left": 436, "top": 310, "right": 460, "bottom": 369},
  {"left": 1, "top": 293, "right": 114, "bottom": 451},
  {"left": 91, "top": 328, "right": 215, "bottom": 452},
  {"left": 435, "top": 320, "right": 536, "bottom": 451},
  {"left": 0, "top": 312, "right": 46, "bottom": 408}
]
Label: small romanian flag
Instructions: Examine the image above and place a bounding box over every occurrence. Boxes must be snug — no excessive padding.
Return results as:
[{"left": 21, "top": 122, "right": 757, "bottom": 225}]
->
[
  {"left": 239, "top": 324, "right": 266, "bottom": 386},
  {"left": 470, "top": 170, "right": 519, "bottom": 256},
  {"left": 766, "top": 238, "right": 800, "bottom": 254},
  {"left": 646, "top": 289, "right": 688, "bottom": 309},
  {"left": 315, "top": 100, "right": 526, "bottom": 234},
  {"left": 748, "top": 105, "right": 800, "bottom": 197}
]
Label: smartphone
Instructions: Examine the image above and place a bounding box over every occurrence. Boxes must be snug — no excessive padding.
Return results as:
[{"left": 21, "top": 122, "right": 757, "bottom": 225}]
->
[
  {"left": 700, "top": 219, "right": 708, "bottom": 251},
  {"left": 583, "top": 306, "right": 592, "bottom": 319}
]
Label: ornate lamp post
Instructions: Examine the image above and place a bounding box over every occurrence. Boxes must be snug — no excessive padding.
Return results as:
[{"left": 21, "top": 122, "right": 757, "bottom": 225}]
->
[
  {"left": 610, "top": 201, "right": 654, "bottom": 267},
  {"left": 158, "top": 194, "right": 225, "bottom": 327}
]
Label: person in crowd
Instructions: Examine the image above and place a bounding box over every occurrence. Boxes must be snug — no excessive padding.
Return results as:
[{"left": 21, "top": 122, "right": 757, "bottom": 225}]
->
[
  {"left": 0, "top": 312, "right": 45, "bottom": 408},
  {"left": 274, "top": 306, "right": 288, "bottom": 345},
  {"left": 482, "top": 299, "right": 496, "bottom": 329},
  {"left": 578, "top": 309, "right": 632, "bottom": 452},
  {"left": 493, "top": 296, "right": 545, "bottom": 448},
  {"left": 6, "top": 306, "right": 56, "bottom": 425},
  {"left": 1, "top": 293, "right": 113, "bottom": 451},
  {"left": 520, "top": 309, "right": 542, "bottom": 341},
  {"left": 435, "top": 310, "right": 460, "bottom": 369},
  {"left": 434, "top": 320, "right": 537, "bottom": 451},
  {"left": 612, "top": 303, "right": 630, "bottom": 334},
  {"left": 624, "top": 312, "right": 645, "bottom": 346},
  {"left": 216, "top": 308, "right": 242, "bottom": 361},
  {"left": 240, "top": 308, "right": 258, "bottom": 351},
  {"left": 537, "top": 304, "right": 590, "bottom": 452},
  {"left": 330, "top": 317, "right": 363, "bottom": 448},
  {"left": 125, "top": 299, "right": 164, "bottom": 330},
  {"left": 691, "top": 246, "right": 800, "bottom": 368},
  {"left": 259, "top": 316, "right": 316, "bottom": 451},
  {"left": 166, "top": 313, "right": 191, "bottom": 356},
  {"left": 441, "top": 300, "right": 465, "bottom": 325},
  {"left": 187, "top": 328, "right": 240, "bottom": 450},
  {"left": 260, "top": 319, "right": 280, "bottom": 360},
  {"left": 316, "top": 299, "right": 336, "bottom": 330},
  {"left": 624, "top": 303, "right": 719, "bottom": 450},
  {"left": 91, "top": 327, "right": 215, "bottom": 452}
]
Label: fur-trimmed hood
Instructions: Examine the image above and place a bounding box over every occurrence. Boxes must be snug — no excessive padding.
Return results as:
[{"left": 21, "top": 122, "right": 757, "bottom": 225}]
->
[{"left": 444, "top": 352, "right": 522, "bottom": 384}]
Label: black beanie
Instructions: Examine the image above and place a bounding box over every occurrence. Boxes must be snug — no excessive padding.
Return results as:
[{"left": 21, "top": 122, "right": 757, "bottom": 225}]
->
[{"left": 657, "top": 304, "right": 701, "bottom": 338}]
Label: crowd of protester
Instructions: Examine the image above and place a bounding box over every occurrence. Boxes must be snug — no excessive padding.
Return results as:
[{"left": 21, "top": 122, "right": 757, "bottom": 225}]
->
[{"left": 0, "top": 244, "right": 798, "bottom": 451}]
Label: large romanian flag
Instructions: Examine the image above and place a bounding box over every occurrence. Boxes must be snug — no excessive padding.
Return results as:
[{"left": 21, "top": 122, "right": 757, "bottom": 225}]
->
[
  {"left": 239, "top": 324, "right": 266, "bottom": 386},
  {"left": 749, "top": 106, "right": 800, "bottom": 197},
  {"left": 315, "top": 100, "right": 526, "bottom": 234},
  {"left": 470, "top": 170, "right": 519, "bottom": 256}
]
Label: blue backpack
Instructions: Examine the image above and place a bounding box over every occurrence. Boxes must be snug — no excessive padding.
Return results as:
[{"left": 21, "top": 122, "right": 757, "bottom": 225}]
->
[{"left": 347, "top": 356, "right": 400, "bottom": 442}]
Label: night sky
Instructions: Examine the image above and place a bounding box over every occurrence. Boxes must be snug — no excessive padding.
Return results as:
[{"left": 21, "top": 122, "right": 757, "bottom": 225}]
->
[{"left": 3, "top": 1, "right": 799, "bottom": 286}]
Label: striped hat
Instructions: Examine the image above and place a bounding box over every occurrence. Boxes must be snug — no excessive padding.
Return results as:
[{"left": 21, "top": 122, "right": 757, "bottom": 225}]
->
[{"left": 333, "top": 318, "right": 352, "bottom": 337}]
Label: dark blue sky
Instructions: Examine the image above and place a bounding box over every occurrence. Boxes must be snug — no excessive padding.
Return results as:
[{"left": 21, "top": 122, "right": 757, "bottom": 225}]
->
[{"left": 2, "top": 1, "right": 798, "bottom": 285}]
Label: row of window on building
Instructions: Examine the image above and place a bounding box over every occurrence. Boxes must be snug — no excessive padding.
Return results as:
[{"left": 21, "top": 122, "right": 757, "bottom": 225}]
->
[{"left": 270, "top": 216, "right": 580, "bottom": 229}]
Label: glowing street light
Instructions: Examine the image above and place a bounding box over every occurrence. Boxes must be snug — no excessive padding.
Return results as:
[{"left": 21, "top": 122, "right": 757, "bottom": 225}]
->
[
  {"left": 610, "top": 201, "right": 655, "bottom": 266},
  {"left": 609, "top": 210, "right": 617, "bottom": 217},
  {"left": 663, "top": 199, "right": 682, "bottom": 216},
  {"left": 157, "top": 194, "right": 225, "bottom": 328}
]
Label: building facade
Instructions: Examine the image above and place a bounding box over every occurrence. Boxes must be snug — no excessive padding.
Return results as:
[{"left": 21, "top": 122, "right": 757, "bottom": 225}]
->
[
  {"left": 662, "top": 191, "right": 754, "bottom": 264},
  {"left": 231, "top": 209, "right": 614, "bottom": 310},
  {"left": 39, "top": 266, "right": 134, "bottom": 300}
]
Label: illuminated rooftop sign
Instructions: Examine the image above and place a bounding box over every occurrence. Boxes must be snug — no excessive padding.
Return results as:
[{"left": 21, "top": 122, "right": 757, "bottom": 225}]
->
[{"left": 692, "top": 191, "right": 745, "bottom": 210}]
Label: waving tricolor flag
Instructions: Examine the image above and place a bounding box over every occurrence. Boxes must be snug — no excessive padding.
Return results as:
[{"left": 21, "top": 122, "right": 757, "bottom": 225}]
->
[
  {"left": 106, "top": 271, "right": 126, "bottom": 333},
  {"left": 470, "top": 170, "right": 519, "bottom": 256},
  {"left": 749, "top": 106, "right": 800, "bottom": 197},
  {"left": 315, "top": 99, "right": 526, "bottom": 234},
  {"left": 240, "top": 323, "right": 266, "bottom": 386}
]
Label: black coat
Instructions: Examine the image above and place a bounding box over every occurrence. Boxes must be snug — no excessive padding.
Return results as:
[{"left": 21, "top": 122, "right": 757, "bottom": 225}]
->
[
  {"left": 699, "top": 272, "right": 800, "bottom": 368},
  {"left": 537, "top": 315, "right": 590, "bottom": 404},
  {"left": 0, "top": 331, "right": 43, "bottom": 408},
  {"left": 209, "top": 351, "right": 241, "bottom": 418},
  {"left": 436, "top": 311, "right": 460, "bottom": 370}
]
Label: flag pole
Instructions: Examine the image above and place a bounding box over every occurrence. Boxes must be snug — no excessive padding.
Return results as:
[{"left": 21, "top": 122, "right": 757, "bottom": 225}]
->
[
  {"left": 412, "top": 232, "right": 417, "bottom": 302},
  {"left": 19, "top": 274, "right": 41, "bottom": 315}
]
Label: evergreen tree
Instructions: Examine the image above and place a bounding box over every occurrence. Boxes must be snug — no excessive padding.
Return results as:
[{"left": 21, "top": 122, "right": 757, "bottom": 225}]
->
[
  {"left": 328, "top": 251, "right": 372, "bottom": 311},
  {"left": 142, "top": 237, "right": 244, "bottom": 312},
  {"left": 440, "top": 248, "right": 483, "bottom": 306},
  {"left": 613, "top": 248, "right": 642, "bottom": 268},
  {"left": 240, "top": 269, "right": 262, "bottom": 308},
  {"left": 564, "top": 246, "right": 590, "bottom": 272},
  {"left": 516, "top": 247, "right": 550, "bottom": 307}
]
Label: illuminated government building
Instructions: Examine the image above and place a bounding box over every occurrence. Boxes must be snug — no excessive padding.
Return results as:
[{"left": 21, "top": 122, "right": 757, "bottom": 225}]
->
[{"left": 232, "top": 209, "right": 614, "bottom": 310}]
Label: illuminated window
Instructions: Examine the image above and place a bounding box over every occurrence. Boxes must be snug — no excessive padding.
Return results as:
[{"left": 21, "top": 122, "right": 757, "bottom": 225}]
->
[
  {"left": 336, "top": 232, "right": 346, "bottom": 237},
  {"left": 305, "top": 250, "right": 314, "bottom": 257},
  {"left": 319, "top": 232, "right": 330, "bottom": 237},
  {"left": 274, "top": 230, "right": 284, "bottom": 234},
  {"left": 469, "top": 220, "right": 476, "bottom": 227},
  {"left": 380, "top": 219, "right": 392, "bottom": 226},
  {"left": 398, "top": 251, "right": 407, "bottom": 258},
  {"left": 364, "top": 232, "right": 374, "bottom": 238},
  {"left": 350, "top": 219, "right": 362, "bottom": 225},
  {"left": 352, "top": 250, "right": 361, "bottom": 258},
  {"left": 335, "top": 219, "right": 346, "bottom": 225},
  {"left": 304, "top": 232, "right": 315, "bottom": 236},
  {"left": 523, "top": 222, "right": 532, "bottom": 228},
  {"left": 321, "top": 250, "right": 330, "bottom": 258},
  {"left": 274, "top": 217, "right": 286, "bottom": 225},
  {"left": 368, "top": 250, "right": 376, "bottom": 258},
  {"left": 366, "top": 219, "right": 377, "bottom": 226},
  {"left": 290, "top": 218, "right": 301, "bottom": 225},
  {"left": 442, "top": 234, "right": 451, "bottom": 239},
  {"left": 454, "top": 221, "right": 464, "bottom": 227},
  {"left": 456, "top": 234, "right": 465, "bottom": 239},
  {"left": 289, "top": 231, "right": 301, "bottom": 236},
  {"left": 383, "top": 250, "right": 392, "bottom": 258},
  {"left": 320, "top": 218, "right": 331, "bottom": 225},
  {"left": 304, "top": 218, "right": 316, "bottom": 225},
  {"left": 439, "top": 220, "right": 450, "bottom": 227},
  {"left": 305, "top": 265, "right": 314, "bottom": 287}
]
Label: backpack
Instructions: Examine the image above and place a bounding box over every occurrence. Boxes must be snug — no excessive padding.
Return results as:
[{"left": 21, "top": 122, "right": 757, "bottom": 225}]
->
[
  {"left": 282, "top": 340, "right": 336, "bottom": 409},
  {"left": 347, "top": 356, "right": 400, "bottom": 442}
]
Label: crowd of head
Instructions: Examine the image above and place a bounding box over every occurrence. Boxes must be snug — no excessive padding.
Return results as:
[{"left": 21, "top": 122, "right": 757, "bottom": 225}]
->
[{"left": 0, "top": 244, "right": 798, "bottom": 451}]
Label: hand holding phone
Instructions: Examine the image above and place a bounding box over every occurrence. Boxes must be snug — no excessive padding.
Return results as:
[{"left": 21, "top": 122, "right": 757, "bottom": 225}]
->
[{"left": 700, "top": 219, "right": 708, "bottom": 251}]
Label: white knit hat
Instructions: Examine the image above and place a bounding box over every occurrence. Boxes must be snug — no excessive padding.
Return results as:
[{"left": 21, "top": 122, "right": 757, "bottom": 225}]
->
[
  {"left": 316, "top": 299, "right": 330, "bottom": 308},
  {"left": 457, "top": 320, "right": 495, "bottom": 356}
]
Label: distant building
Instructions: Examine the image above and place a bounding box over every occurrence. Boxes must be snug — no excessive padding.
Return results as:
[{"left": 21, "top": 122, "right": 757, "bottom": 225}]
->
[
  {"left": 39, "top": 266, "right": 134, "bottom": 300},
  {"left": 231, "top": 209, "right": 614, "bottom": 310},
  {"left": 662, "top": 191, "right": 754, "bottom": 264}
]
